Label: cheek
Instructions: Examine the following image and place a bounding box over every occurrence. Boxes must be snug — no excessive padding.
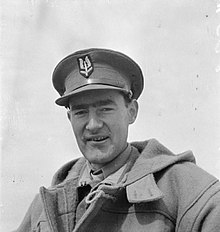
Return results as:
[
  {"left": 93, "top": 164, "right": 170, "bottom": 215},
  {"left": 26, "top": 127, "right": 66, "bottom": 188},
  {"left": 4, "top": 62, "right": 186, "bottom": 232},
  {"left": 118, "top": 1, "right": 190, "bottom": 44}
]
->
[
  {"left": 111, "top": 117, "right": 129, "bottom": 138},
  {"left": 70, "top": 120, "right": 82, "bottom": 138}
]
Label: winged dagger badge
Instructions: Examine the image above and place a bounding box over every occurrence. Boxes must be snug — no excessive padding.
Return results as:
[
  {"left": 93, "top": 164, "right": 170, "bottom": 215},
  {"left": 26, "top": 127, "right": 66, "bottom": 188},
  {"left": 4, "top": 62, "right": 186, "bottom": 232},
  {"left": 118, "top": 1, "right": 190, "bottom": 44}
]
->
[{"left": 77, "top": 55, "right": 94, "bottom": 78}]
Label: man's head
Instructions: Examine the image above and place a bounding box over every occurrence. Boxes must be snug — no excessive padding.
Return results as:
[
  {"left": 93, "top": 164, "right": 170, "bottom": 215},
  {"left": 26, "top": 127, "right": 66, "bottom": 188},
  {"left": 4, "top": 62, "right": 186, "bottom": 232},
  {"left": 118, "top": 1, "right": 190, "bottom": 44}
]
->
[
  {"left": 67, "top": 89, "right": 138, "bottom": 170},
  {"left": 52, "top": 48, "right": 144, "bottom": 169}
]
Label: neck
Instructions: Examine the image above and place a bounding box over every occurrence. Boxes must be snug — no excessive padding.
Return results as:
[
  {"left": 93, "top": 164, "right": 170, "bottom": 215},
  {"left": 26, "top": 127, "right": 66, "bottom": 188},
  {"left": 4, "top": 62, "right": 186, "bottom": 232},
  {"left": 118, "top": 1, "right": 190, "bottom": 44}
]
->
[{"left": 89, "top": 143, "right": 131, "bottom": 178}]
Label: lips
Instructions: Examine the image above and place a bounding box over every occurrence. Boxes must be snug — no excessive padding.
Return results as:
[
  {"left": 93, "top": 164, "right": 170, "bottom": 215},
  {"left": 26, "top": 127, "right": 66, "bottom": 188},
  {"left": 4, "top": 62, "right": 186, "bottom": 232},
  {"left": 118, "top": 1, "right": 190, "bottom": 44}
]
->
[{"left": 85, "top": 135, "right": 109, "bottom": 143}]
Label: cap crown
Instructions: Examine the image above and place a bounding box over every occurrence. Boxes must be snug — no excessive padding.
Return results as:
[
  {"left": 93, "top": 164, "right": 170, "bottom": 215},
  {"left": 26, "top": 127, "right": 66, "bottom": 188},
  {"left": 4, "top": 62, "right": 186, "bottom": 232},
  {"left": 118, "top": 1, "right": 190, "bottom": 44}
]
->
[{"left": 52, "top": 48, "right": 144, "bottom": 106}]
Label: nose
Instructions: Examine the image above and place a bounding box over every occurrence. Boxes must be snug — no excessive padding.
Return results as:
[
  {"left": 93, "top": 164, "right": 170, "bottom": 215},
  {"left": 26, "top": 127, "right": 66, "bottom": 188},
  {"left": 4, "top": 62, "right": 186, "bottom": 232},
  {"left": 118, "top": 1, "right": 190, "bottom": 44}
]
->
[{"left": 85, "top": 112, "right": 103, "bottom": 131}]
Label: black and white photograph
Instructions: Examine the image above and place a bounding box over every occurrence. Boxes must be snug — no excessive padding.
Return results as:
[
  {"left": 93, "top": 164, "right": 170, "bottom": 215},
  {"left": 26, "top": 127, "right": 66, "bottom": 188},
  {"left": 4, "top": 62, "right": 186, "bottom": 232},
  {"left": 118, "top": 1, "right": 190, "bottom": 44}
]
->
[{"left": 1, "top": 0, "right": 220, "bottom": 231}]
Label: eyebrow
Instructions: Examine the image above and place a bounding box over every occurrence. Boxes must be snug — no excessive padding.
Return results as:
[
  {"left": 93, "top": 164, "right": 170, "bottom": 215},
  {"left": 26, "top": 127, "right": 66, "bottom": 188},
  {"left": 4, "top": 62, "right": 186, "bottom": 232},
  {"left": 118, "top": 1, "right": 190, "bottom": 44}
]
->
[{"left": 70, "top": 99, "right": 116, "bottom": 110}]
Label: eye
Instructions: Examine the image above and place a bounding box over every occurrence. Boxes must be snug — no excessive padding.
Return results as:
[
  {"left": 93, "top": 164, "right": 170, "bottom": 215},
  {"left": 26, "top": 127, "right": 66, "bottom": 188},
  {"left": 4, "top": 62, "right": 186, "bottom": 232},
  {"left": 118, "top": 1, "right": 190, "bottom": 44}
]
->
[
  {"left": 100, "top": 107, "right": 113, "bottom": 112},
  {"left": 101, "top": 107, "right": 111, "bottom": 111},
  {"left": 73, "top": 110, "right": 88, "bottom": 117}
]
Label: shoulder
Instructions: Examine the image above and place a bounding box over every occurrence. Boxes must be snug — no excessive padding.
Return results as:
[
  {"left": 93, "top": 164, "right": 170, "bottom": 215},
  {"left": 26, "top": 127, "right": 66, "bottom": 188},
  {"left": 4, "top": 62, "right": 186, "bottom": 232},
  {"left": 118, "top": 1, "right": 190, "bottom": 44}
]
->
[
  {"left": 131, "top": 138, "right": 220, "bottom": 219},
  {"left": 51, "top": 157, "right": 86, "bottom": 186},
  {"left": 157, "top": 161, "right": 218, "bottom": 197},
  {"left": 155, "top": 161, "right": 220, "bottom": 219},
  {"left": 163, "top": 162, "right": 220, "bottom": 230},
  {"left": 15, "top": 194, "right": 43, "bottom": 232}
]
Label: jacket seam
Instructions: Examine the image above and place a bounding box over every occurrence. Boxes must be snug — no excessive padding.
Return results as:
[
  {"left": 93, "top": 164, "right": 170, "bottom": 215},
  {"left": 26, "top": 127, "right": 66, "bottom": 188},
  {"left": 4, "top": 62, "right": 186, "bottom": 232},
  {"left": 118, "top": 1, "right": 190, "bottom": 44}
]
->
[
  {"left": 62, "top": 187, "right": 70, "bottom": 232},
  {"left": 176, "top": 179, "right": 219, "bottom": 230},
  {"left": 191, "top": 187, "right": 220, "bottom": 230}
]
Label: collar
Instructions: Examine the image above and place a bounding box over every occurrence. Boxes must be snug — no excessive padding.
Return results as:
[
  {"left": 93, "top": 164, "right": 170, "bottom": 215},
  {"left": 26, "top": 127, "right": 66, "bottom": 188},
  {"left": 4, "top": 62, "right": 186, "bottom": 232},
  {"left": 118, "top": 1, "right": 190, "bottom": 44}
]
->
[
  {"left": 90, "top": 143, "right": 131, "bottom": 179},
  {"left": 78, "top": 143, "right": 131, "bottom": 186}
]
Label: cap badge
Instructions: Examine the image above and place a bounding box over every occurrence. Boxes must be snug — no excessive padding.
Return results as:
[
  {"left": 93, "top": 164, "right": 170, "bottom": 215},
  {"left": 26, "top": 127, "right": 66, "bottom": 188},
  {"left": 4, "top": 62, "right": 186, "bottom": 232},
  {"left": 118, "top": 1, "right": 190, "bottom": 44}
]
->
[{"left": 77, "top": 55, "right": 93, "bottom": 78}]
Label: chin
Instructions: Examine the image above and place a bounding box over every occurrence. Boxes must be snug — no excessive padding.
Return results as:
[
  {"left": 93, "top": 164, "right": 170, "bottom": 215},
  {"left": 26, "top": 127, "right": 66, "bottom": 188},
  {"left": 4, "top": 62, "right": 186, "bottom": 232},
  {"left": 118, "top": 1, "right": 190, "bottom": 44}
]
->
[{"left": 85, "top": 145, "right": 116, "bottom": 163}]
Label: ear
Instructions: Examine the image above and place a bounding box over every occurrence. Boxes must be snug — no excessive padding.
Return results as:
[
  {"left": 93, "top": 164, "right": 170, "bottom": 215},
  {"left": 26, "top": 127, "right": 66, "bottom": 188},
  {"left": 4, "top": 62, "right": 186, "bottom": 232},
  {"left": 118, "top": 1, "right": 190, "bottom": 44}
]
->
[{"left": 128, "top": 100, "right": 138, "bottom": 124}]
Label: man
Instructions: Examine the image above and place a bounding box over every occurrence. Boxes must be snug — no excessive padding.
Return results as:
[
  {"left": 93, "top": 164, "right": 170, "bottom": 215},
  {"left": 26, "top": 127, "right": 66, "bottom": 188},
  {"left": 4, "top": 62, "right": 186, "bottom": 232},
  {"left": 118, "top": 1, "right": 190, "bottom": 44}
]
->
[{"left": 16, "top": 48, "right": 220, "bottom": 231}]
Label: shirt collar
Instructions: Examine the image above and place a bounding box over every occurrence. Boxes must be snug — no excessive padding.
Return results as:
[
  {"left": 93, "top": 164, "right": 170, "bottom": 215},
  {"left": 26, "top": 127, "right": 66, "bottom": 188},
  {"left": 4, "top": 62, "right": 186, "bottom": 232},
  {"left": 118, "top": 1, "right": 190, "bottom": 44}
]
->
[
  {"left": 88, "top": 143, "right": 131, "bottom": 179},
  {"left": 78, "top": 143, "right": 131, "bottom": 186}
]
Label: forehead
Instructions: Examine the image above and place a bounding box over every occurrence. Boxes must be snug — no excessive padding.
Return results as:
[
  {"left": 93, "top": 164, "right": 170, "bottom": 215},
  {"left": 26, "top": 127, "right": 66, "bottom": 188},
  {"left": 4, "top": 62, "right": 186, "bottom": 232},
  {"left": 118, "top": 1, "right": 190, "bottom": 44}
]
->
[{"left": 68, "top": 89, "right": 124, "bottom": 108}]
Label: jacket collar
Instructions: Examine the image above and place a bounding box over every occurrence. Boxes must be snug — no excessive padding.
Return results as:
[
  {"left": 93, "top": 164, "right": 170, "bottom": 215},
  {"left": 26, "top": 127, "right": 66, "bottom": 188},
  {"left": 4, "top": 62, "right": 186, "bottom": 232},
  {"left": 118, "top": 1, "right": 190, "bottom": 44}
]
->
[
  {"left": 122, "top": 139, "right": 195, "bottom": 203},
  {"left": 126, "top": 139, "right": 195, "bottom": 185}
]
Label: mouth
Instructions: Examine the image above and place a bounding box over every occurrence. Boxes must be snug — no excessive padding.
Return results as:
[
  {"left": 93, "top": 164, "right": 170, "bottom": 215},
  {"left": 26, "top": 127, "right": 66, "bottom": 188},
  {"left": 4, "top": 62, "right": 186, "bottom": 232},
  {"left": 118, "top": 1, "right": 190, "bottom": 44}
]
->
[{"left": 85, "top": 135, "right": 109, "bottom": 143}]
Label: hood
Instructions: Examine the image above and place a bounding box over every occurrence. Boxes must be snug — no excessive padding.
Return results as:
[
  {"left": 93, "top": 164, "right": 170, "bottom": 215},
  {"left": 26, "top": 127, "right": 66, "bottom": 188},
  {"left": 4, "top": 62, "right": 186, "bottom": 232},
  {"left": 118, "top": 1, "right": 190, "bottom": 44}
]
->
[{"left": 127, "top": 139, "right": 195, "bottom": 185}]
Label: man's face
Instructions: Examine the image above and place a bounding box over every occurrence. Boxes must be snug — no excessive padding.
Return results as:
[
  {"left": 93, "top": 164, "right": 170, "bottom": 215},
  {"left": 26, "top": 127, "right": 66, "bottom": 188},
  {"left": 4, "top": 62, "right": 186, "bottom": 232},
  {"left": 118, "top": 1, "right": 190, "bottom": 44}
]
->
[{"left": 68, "top": 89, "right": 138, "bottom": 170}]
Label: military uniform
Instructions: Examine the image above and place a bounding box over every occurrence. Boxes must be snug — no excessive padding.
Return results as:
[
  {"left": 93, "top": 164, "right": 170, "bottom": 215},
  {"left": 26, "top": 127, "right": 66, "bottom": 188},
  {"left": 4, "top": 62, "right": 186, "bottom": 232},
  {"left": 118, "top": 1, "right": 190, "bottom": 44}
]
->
[{"left": 15, "top": 139, "right": 220, "bottom": 231}]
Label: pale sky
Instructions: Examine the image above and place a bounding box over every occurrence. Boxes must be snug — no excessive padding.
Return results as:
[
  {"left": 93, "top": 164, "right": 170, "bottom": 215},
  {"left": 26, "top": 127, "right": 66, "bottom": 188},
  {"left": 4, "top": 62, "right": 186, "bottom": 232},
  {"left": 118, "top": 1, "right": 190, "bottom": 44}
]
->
[{"left": 1, "top": 0, "right": 220, "bottom": 231}]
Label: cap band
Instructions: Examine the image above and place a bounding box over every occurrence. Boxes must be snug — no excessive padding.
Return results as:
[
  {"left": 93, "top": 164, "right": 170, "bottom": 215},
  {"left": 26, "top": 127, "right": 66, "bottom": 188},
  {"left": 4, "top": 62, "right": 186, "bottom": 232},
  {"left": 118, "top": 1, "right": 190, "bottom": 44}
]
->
[{"left": 64, "top": 66, "right": 130, "bottom": 94}]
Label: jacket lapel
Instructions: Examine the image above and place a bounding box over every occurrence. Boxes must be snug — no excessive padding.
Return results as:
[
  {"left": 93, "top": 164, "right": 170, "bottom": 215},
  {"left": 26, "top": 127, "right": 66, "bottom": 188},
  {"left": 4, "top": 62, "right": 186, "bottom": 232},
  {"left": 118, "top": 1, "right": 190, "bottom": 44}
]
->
[{"left": 40, "top": 177, "right": 80, "bottom": 232}]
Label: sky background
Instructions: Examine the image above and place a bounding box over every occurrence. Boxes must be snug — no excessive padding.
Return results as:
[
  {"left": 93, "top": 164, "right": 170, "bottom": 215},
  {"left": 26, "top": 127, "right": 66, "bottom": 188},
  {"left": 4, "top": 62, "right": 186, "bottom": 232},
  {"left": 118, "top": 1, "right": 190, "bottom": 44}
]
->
[{"left": 1, "top": 0, "right": 220, "bottom": 231}]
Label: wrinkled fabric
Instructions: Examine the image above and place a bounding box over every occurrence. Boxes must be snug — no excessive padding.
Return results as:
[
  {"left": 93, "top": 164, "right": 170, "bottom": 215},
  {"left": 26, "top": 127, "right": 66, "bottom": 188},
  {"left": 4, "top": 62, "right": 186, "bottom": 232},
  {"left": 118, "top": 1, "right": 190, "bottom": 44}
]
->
[{"left": 15, "top": 139, "right": 220, "bottom": 232}]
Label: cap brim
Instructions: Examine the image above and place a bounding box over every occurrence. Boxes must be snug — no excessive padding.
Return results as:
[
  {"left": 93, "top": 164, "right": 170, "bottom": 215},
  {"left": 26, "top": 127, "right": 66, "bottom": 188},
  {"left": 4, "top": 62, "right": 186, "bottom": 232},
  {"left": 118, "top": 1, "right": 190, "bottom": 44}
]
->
[{"left": 55, "top": 84, "right": 129, "bottom": 106}]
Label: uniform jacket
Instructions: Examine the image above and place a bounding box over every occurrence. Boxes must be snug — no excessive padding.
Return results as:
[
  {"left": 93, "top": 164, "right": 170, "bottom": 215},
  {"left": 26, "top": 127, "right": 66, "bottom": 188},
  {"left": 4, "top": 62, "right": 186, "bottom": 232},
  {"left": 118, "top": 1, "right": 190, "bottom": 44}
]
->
[{"left": 15, "top": 139, "right": 220, "bottom": 232}]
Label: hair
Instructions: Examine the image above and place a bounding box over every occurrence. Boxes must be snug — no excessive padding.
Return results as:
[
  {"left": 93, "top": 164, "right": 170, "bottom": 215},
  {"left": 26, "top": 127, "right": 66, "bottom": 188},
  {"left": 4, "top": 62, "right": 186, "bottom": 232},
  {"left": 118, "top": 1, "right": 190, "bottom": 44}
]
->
[{"left": 122, "top": 92, "right": 133, "bottom": 107}]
